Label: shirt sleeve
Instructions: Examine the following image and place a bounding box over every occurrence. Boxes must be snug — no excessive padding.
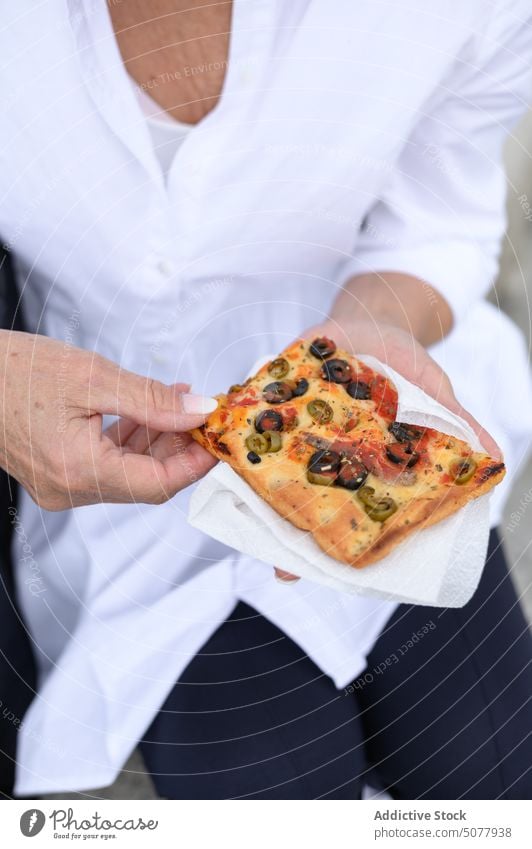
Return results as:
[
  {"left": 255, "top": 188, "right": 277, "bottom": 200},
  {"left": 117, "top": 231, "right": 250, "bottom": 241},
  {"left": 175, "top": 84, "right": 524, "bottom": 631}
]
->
[{"left": 341, "top": 1, "right": 532, "bottom": 323}]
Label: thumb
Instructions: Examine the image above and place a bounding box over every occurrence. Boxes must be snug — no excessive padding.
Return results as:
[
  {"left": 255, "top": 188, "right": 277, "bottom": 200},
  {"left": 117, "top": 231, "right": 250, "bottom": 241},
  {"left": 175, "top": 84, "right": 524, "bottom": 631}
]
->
[{"left": 90, "top": 362, "right": 218, "bottom": 432}]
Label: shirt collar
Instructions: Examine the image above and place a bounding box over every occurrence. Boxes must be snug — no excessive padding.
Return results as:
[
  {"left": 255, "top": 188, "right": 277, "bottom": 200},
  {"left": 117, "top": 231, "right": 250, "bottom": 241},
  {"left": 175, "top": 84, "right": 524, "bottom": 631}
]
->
[{"left": 66, "top": 0, "right": 162, "bottom": 185}]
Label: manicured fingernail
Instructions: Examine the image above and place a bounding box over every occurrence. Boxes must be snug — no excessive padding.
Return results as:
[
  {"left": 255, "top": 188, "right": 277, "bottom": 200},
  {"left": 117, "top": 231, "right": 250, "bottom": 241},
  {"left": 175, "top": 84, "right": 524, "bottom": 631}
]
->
[
  {"left": 274, "top": 569, "right": 300, "bottom": 584},
  {"left": 182, "top": 394, "right": 218, "bottom": 415}
]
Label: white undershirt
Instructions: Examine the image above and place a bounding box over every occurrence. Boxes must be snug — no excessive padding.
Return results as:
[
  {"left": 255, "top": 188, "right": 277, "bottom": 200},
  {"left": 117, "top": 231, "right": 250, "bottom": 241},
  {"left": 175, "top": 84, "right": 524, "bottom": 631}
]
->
[{"left": 133, "top": 82, "right": 193, "bottom": 180}]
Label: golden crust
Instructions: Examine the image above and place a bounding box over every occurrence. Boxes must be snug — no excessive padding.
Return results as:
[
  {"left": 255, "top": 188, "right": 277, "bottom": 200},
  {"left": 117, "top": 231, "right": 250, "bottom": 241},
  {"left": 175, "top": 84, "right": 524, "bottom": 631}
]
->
[
  {"left": 190, "top": 423, "right": 218, "bottom": 457},
  {"left": 251, "top": 464, "right": 504, "bottom": 569},
  {"left": 191, "top": 340, "right": 505, "bottom": 569}
]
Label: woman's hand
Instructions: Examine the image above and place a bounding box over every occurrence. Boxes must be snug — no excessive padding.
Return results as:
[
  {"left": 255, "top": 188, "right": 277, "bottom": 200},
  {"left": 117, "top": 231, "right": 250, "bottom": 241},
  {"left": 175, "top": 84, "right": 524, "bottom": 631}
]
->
[
  {"left": 309, "top": 316, "right": 500, "bottom": 458},
  {"left": 0, "top": 331, "right": 217, "bottom": 510},
  {"left": 273, "top": 302, "right": 501, "bottom": 585}
]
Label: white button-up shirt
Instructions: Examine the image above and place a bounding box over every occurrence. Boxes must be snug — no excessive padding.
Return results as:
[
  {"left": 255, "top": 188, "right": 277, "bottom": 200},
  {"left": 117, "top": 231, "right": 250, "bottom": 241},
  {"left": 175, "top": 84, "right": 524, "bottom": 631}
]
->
[{"left": 2, "top": 0, "right": 532, "bottom": 794}]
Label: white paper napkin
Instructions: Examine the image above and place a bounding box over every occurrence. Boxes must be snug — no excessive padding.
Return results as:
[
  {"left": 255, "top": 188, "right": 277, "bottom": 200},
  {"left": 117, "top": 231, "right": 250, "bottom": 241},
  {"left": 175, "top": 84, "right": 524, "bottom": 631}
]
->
[{"left": 188, "top": 355, "right": 492, "bottom": 608}]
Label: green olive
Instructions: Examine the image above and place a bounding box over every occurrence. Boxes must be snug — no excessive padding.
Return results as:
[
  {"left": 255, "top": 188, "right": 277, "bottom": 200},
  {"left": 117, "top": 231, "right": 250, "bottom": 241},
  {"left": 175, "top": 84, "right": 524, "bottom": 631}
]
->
[
  {"left": 365, "top": 497, "right": 397, "bottom": 522},
  {"left": 264, "top": 431, "right": 282, "bottom": 453},
  {"left": 357, "top": 486, "right": 397, "bottom": 521},
  {"left": 268, "top": 357, "right": 290, "bottom": 379},
  {"left": 450, "top": 457, "right": 477, "bottom": 484},
  {"left": 307, "top": 469, "right": 335, "bottom": 486},
  {"left": 307, "top": 398, "right": 333, "bottom": 424},
  {"left": 357, "top": 485, "right": 376, "bottom": 507},
  {"left": 245, "top": 433, "right": 269, "bottom": 455}
]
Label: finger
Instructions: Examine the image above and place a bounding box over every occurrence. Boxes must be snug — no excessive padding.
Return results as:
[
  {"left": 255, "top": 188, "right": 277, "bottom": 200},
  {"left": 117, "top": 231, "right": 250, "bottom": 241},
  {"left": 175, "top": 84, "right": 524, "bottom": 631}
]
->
[
  {"left": 103, "top": 384, "right": 192, "bottom": 447},
  {"left": 146, "top": 430, "right": 191, "bottom": 461},
  {"left": 123, "top": 424, "right": 160, "bottom": 455},
  {"left": 444, "top": 398, "right": 502, "bottom": 460},
  {"left": 89, "top": 362, "right": 217, "bottom": 433},
  {"left": 158, "top": 437, "right": 218, "bottom": 483},
  {"left": 410, "top": 359, "right": 502, "bottom": 460},
  {"left": 96, "top": 440, "right": 217, "bottom": 504},
  {"left": 104, "top": 418, "right": 138, "bottom": 447},
  {"left": 274, "top": 568, "right": 300, "bottom": 584}
]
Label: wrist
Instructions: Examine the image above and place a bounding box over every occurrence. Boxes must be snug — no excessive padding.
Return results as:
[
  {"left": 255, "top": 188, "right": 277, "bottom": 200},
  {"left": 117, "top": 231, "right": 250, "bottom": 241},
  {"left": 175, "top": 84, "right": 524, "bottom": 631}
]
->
[{"left": 330, "top": 272, "right": 453, "bottom": 347}]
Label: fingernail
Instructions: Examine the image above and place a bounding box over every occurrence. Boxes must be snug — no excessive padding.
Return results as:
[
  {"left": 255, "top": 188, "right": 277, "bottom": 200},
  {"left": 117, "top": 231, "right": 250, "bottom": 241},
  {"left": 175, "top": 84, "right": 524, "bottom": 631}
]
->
[
  {"left": 274, "top": 570, "right": 300, "bottom": 584},
  {"left": 182, "top": 394, "right": 218, "bottom": 415}
]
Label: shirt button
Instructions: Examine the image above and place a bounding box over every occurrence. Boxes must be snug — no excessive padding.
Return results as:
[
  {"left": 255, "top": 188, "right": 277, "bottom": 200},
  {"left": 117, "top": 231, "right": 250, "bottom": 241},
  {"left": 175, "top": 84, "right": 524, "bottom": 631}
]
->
[{"left": 156, "top": 258, "right": 175, "bottom": 277}]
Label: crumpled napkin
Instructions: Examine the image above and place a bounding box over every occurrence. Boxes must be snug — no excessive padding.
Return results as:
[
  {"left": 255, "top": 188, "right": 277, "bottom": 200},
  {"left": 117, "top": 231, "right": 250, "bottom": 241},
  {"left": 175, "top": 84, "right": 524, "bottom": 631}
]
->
[{"left": 188, "top": 355, "right": 492, "bottom": 607}]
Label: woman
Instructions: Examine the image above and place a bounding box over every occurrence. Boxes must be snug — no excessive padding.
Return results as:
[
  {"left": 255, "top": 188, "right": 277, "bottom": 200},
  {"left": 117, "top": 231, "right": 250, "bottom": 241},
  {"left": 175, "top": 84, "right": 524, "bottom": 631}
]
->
[{"left": 1, "top": 0, "right": 531, "bottom": 798}]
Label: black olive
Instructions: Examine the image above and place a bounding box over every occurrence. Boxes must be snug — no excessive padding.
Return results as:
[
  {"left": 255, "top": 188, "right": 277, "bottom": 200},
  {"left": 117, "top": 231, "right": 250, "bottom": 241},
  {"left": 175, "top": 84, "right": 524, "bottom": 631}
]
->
[
  {"left": 385, "top": 442, "right": 420, "bottom": 468},
  {"left": 263, "top": 381, "right": 294, "bottom": 403},
  {"left": 321, "top": 358, "right": 353, "bottom": 384},
  {"left": 292, "top": 378, "right": 309, "bottom": 397},
  {"left": 247, "top": 451, "right": 262, "bottom": 464},
  {"left": 308, "top": 449, "right": 341, "bottom": 474},
  {"left": 346, "top": 380, "right": 371, "bottom": 400},
  {"left": 334, "top": 459, "right": 368, "bottom": 490},
  {"left": 255, "top": 409, "right": 284, "bottom": 432},
  {"left": 389, "top": 421, "right": 424, "bottom": 443},
  {"left": 309, "top": 337, "right": 336, "bottom": 359}
]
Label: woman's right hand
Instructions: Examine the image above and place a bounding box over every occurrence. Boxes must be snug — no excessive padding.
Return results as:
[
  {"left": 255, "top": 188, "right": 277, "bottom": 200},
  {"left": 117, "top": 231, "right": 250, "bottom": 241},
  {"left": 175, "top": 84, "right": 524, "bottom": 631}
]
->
[{"left": 0, "top": 330, "right": 218, "bottom": 510}]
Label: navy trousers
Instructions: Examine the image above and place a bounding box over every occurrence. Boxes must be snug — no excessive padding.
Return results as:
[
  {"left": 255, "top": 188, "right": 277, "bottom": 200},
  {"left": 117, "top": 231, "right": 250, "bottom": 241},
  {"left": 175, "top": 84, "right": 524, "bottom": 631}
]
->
[{"left": 140, "top": 532, "right": 532, "bottom": 799}]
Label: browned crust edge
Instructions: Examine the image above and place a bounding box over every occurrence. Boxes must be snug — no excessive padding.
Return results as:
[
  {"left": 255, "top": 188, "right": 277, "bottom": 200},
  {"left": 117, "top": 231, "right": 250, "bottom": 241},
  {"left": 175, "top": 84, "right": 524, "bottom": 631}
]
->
[
  {"left": 190, "top": 402, "right": 506, "bottom": 570},
  {"left": 268, "top": 467, "right": 505, "bottom": 569},
  {"left": 190, "top": 424, "right": 224, "bottom": 458}
]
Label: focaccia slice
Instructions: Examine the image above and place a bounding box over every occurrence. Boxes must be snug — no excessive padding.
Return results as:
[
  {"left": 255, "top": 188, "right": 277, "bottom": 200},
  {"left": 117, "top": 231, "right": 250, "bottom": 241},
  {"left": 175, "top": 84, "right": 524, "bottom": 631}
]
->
[{"left": 192, "top": 338, "right": 505, "bottom": 568}]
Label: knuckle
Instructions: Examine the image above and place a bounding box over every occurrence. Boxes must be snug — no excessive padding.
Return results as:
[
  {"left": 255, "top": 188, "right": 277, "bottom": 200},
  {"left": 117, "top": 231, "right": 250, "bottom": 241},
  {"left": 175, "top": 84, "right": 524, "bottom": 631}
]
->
[
  {"left": 146, "top": 378, "right": 170, "bottom": 413},
  {"left": 147, "top": 486, "right": 170, "bottom": 506},
  {"left": 85, "top": 355, "right": 109, "bottom": 394},
  {"left": 50, "top": 455, "right": 89, "bottom": 500},
  {"left": 31, "top": 487, "right": 66, "bottom": 512},
  {"left": 65, "top": 468, "right": 86, "bottom": 496}
]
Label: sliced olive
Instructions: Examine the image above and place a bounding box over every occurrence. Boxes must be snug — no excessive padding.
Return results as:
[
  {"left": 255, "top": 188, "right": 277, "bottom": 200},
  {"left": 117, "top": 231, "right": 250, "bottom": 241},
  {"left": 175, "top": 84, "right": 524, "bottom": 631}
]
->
[
  {"left": 309, "top": 337, "right": 336, "bottom": 359},
  {"left": 264, "top": 431, "right": 282, "bottom": 453},
  {"left": 357, "top": 485, "right": 377, "bottom": 507},
  {"left": 385, "top": 442, "right": 419, "bottom": 468},
  {"left": 255, "top": 409, "right": 283, "bottom": 432},
  {"left": 450, "top": 457, "right": 477, "bottom": 484},
  {"left": 366, "top": 496, "right": 397, "bottom": 522},
  {"left": 247, "top": 451, "right": 261, "bottom": 464},
  {"left": 321, "top": 358, "right": 353, "bottom": 384},
  {"left": 268, "top": 357, "right": 289, "bottom": 379},
  {"left": 335, "top": 459, "right": 368, "bottom": 491},
  {"left": 307, "top": 469, "right": 336, "bottom": 486},
  {"left": 307, "top": 398, "right": 334, "bottom": 424},
  {"left": 357, "top": 486, "right": 397, "bottom": 521},
  {"left": 292, "top": 377, "right": 309, "bottom": 397},
  {"left": 263, "top": 381, "right": 293, "bottom": 403},
  {"left": 389, "top": 421, "right": 424, "bottom": 443},
  {"left": 308, "top": 449, "right": 341, "bottom": 474},
  {"left": 346, "top": 380, "right": 371, "bottom": 400},
  {"left": 245, "top": 433, "right": 269, "bottom": 454}
]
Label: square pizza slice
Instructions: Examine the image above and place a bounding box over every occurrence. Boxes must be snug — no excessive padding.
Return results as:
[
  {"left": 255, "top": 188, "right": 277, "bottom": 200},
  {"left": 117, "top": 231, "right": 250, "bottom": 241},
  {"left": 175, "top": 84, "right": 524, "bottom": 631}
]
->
[{"left": 191, "top": 337, "right": 505, "bottom": 568}]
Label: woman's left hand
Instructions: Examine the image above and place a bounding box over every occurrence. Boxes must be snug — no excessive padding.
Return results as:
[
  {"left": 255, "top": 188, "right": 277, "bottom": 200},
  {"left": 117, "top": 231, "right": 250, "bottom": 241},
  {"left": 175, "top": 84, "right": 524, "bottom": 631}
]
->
[{"left": 273, "top": 314, "right": 501, "bottom": 584}]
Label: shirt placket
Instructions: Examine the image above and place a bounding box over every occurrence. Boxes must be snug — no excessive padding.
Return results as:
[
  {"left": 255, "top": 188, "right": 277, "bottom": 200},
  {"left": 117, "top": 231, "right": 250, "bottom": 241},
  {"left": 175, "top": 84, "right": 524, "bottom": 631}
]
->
[{"left": 148, "top": 0, "right": 276, "bottom": 372}]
